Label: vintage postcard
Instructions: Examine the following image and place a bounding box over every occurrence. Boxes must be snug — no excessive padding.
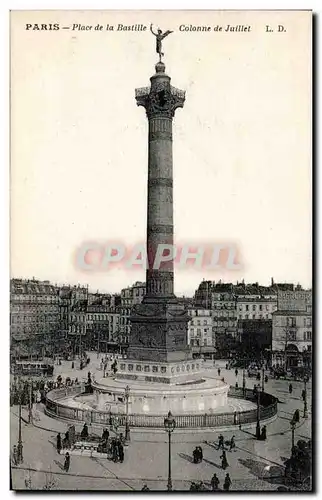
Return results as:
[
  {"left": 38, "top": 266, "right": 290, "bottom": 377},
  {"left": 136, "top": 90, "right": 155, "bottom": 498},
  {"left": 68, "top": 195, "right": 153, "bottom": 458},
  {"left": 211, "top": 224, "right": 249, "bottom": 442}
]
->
[{"left": 10, "top": 10, "right": 312, "bottom": 491}]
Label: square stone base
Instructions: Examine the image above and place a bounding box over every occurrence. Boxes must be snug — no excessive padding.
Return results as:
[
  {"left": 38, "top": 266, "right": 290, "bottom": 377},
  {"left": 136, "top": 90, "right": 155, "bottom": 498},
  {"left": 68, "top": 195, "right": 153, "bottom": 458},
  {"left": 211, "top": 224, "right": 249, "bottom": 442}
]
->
[{"left": 115, "top": 358, "right": 204, "bottom": 385}]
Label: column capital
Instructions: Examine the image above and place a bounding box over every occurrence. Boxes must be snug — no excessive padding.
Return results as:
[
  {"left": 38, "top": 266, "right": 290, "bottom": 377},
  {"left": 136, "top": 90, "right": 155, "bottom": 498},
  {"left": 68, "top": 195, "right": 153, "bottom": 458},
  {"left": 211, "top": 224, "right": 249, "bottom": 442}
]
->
[{"left": 135, "top": 82, "right": 185, "bottom": 120}]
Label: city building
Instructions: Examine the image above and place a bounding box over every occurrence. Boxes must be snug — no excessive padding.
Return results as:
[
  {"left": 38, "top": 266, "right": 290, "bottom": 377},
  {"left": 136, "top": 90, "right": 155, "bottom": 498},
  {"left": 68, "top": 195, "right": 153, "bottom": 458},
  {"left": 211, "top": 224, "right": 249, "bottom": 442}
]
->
[
  {"left": 119, "top": 281, "right": 146, "bottom": 347},
  {"left": 10, "top": 278, "right": 60, "bottom": 358},
  {"left": 86, "top": 303, "right": 120, "bottom": 353},
  {"left": 187, "top": 307, "right": 213, "bottom": 357},
  {"left": 68, "top": 285, "right": 88, "bottom": 357},
  {"left": 211, "top": 285, "right": 238, "bottom": 351},
  {"left": 272, "top": 290, "right": 312, "bottom": 369}
]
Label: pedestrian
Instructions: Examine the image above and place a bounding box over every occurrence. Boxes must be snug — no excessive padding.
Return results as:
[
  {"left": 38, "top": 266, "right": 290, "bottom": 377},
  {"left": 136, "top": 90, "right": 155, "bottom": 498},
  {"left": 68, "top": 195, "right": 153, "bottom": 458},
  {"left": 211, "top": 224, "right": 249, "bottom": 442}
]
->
[
  {"left": 12, "top": 445, "right": 18, "bottom": 466},
  {"left": 289, "top": 383, "right": 293, "bottom": 395},
  {"left": 223, "top": 473, "right": 232, "bottom": 491},
  {"left": 293, "top": 409, "right": 300, "bottom": 423},
  {"left": 221, "top": 450, "right": 228, "bottom": 470},
  {"left": 211, "top": 473, "right": 220, "bottom": 491},
  {"left": 235, "top": 381, "right": 239, "bottom": 389},
  {"left": 64, "top": 452, "right": 70, "bottom": 472},
  {"left": 217, "top": 368, "right": 221, "bottom": 376},
  {"left": 81, "top": 423, "right": 89, "bottom": 440},
  {"left": 197, "top": 446, "right": 203, "bottom": 462},
  {"left": 118, "top": 441, "right": 124, "bottom": 463},
  {"left": 193, "top": 447, "right": 198, "bottom": 463},
  {"left": 260, "top": 425, "right": 267, "bottom": 441},
  {"left": 102, "top": 428, "right": 109, "bottom": 443},
  {"left": 218, "top": 434, "right": 224, "bottom": 450},
  {"left": 71, "top": 361, "right": 74, "bottom": 369},
  {"left": 64, "top": 430, "right": 70, "bottom": 449},
  {"left": 56, "top": 432, "right": 62, "bottom": 454},
  {"left": 235, "top": 368, "right": 238, "bottom": 377},
  {"left": 265, "top": 375, "right": 268, "bottom": 383},
  {"left": 111, "top": 439, "right": 118, "bottom": 462},
  {"left": 229, "top": 435, "right": 236, "bottom": 451}
]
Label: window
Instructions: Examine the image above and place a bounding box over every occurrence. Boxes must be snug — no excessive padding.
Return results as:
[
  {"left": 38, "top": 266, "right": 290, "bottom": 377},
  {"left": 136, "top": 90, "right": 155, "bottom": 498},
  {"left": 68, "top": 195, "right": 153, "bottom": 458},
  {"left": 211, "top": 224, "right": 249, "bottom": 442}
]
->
[
  {"left": 252, "top": 314, "right": 256, "bottom": 319},
  {"left": 305, "top": 318, "right": 312, "bottom": 327},
  {"left": 245, "top": 314, "right": 249, "bottom": 320},
  {"left": 288, "top": 317, "right": 296, "bottom": 327},
  {"left": 305, "top": 331, "right": 312, "bottom": 341},
  {"left": 252, "top": 305, "right": 256, "bottom": 311},
  {"left": 289, "top": 331, "right": 297, "bottom": 341},
  {"left": 259, "top": 305, "right": 262, "bottom": 311},
  {"left": 246, "top": 305, "right": 249, "bottom": 311}
]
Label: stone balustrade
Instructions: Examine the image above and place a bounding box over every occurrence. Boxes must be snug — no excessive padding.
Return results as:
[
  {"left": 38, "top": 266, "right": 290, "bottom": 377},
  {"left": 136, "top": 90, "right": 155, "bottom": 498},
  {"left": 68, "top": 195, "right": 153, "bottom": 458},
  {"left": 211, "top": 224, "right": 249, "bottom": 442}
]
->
[{"left": 45, "top": 386, "right": 277, "bottom": 429}]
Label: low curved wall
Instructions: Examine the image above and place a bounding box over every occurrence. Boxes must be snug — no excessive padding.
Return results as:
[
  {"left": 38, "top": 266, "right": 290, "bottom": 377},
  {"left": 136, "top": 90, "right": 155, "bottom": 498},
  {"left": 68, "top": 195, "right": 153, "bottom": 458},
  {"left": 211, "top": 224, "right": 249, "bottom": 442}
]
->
[{"left": 45, "top": 385, "right": 278, "bottom": 429}]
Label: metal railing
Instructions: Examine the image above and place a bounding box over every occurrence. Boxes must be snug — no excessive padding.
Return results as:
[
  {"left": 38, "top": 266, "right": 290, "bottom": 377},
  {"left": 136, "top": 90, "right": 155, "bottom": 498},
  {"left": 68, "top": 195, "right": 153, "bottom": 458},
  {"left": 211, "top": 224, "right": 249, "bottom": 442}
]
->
[{"left": 45, "top": 385, "right": 277, "bottom": 429}]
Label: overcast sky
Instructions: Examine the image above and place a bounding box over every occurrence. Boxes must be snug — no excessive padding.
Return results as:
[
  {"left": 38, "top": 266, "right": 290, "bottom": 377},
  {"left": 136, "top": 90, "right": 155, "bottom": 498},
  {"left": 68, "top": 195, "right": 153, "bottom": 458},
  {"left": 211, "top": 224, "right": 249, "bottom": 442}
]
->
[{"left": 11, "top": 10, "right": 312, "bottom": 296}]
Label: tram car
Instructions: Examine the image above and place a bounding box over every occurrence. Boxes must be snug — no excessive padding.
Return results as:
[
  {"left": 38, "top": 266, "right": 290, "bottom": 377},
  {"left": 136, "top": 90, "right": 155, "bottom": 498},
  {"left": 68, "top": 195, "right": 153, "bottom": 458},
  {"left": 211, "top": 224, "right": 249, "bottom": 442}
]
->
[{"left": 11, "top": 359, "right": 54, "bottom": 377}]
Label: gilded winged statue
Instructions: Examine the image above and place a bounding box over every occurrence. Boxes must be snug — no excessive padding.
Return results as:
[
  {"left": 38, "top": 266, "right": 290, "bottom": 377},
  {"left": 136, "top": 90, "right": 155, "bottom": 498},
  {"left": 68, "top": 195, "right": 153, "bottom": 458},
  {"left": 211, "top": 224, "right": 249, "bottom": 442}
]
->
[{"left": 150, "top": 24, "right": 173, "bottom": 61}]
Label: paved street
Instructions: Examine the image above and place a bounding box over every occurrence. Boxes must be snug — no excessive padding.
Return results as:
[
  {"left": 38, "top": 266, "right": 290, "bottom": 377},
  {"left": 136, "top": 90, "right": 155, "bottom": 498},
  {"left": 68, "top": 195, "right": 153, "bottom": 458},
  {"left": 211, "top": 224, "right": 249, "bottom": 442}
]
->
[{"left": 10, "top": 358, "right": 312, "bottom": 491}]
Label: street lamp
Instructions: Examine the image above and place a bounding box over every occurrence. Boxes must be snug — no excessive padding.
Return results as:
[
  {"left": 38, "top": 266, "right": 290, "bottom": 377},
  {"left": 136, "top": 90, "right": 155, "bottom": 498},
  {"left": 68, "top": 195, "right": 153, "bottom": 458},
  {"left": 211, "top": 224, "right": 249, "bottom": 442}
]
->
[
  {"left": 16, "top": 379, "right": 23, "bottom": 464},
  {"left": 28, "top": 378, "right": 33, "bottom": 424},
  {"left": 124, "top": 385, "right": 130, "bottom": 442},
  {"left": 97, "top": 330, "right": 100, "bottom": 359},
  {"left": 242, "top": 369, "right": 246, "bottom": 397},
  {"left": 290, "top": 418, "right": 296, "bottom": 454},
  {"left": 261, "top": 364, "right": 265, "bottom": 393},
  {"left": 303, "top": 375, "right": 309, "bottom": 419},
  {"left": 164, "top": 411, "right": 176, "bottom": 491},
  {"left": 256, "top": 383, "right": 261, "bottom": 440}
]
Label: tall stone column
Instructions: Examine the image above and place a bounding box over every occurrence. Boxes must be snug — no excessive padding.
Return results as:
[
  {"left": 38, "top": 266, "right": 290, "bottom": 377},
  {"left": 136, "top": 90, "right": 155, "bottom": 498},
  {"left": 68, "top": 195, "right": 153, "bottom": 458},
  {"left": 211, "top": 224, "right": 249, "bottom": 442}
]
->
[
  {"left": 127, "top": 61, "right": 191, "bottom": 363},
  {"left": 135, "top": 61, "right": 185, "bottom": 300}
]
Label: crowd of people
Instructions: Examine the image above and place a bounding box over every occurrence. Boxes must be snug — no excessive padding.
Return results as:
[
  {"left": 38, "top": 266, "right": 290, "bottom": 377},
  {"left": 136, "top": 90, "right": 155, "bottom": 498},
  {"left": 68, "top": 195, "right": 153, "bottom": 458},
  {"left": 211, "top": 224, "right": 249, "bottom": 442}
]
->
[
  {"left": 189, "top": 473, "right": 232, "bottom": 491},
  {"left": 190, "top": 435, "right": 238, "bottom": 490},
  {"left": 55, "top": 423, "right": 126, "bottom": 466}
]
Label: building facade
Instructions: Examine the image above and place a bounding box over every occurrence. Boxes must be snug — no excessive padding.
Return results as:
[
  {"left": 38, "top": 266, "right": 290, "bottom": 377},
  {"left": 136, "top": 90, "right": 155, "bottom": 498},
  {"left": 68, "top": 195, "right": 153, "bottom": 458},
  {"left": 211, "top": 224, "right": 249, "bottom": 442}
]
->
[
  {"left": 119, "top": 281, "right": 146, "bottom": 346},
  {"left": 272, "top": 290, "right": 312, "bottom": 368},
  {"left": 187, "top": 307, "right": 213, "bottom": 356},
  {"left": 10, "top": 278, "right": 60, "bottom": 358}
]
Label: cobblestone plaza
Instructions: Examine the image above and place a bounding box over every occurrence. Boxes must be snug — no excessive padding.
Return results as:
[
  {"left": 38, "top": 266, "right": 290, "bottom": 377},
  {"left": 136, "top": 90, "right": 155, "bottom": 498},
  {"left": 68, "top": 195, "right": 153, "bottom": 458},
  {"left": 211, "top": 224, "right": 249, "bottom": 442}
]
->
[{"left": 10, "top": 359, "right": 312, "bottom": 491}]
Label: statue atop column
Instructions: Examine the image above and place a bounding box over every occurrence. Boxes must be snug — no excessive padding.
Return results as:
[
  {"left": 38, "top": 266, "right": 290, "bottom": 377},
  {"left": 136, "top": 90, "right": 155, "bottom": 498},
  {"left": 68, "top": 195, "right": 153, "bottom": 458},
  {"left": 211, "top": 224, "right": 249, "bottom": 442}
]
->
[{"left": 150, "top": 24, "right": 173, "bottom": 62}]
